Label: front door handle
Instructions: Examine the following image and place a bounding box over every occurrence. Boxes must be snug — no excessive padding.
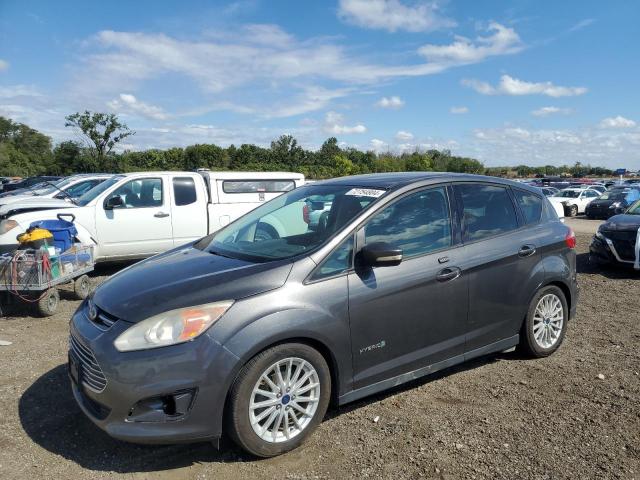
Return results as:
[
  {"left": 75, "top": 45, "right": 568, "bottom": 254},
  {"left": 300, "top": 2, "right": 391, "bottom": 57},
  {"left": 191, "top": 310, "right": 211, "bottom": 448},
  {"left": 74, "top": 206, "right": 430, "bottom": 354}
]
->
[
  {"left": 154, "top": 212, "right": 170, "bottom": 218},
  {"left": 436, "top": 266, "right": 461, "bottom": 282},
  {"left": 518, "top": 244, "right": 536, "bottom": 257}
]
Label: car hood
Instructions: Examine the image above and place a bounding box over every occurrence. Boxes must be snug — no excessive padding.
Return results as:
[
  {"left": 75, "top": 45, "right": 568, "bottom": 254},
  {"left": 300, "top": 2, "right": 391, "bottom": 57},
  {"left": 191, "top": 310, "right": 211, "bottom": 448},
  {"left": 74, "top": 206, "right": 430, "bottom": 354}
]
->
[
  {"left": 0, "top": 197, "right": 75, "bottom": 216},
  {"left": 588, "top": 198, "right": 620, "bottom": 207},
  {"left": 600, "top": 214, "right": 640, "bottom": 232},
  {"left": 93, "top": 245, "right": 294, "bottom": 323}
]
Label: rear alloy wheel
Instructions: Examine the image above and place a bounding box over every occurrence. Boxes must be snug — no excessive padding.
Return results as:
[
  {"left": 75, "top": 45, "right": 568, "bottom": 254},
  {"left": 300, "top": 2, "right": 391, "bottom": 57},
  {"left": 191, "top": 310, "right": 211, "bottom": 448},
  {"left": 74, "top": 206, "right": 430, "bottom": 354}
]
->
[
  {"left": 227, "top": 343, "right": 331, "bottom": 457},
  {"left": 519, "top": 286, "right": 568, "bottom": 357}
]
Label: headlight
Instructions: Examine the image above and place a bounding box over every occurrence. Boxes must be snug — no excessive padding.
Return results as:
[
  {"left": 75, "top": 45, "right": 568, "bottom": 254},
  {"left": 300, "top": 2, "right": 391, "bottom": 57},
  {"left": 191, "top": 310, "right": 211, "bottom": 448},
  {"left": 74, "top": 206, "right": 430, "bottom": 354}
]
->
[
  {"left": 114, "top": 300, "right": 234, "bottom": 352},
  {"left": 609, "top": 202, "right": 621, "bottom": 209},
  {"left": 0, "top": 219, "right": 18, "bottom": 235},
  {"left": 595, "top": 231, "right": 605, "bottom": 239}
]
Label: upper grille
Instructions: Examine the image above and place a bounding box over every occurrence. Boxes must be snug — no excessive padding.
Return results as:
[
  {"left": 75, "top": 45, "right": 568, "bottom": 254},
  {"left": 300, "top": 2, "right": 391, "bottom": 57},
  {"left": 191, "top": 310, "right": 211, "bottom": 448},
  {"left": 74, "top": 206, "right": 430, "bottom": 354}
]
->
[{"left": 69, "top": 333, "right": 107, "bottom": 393}]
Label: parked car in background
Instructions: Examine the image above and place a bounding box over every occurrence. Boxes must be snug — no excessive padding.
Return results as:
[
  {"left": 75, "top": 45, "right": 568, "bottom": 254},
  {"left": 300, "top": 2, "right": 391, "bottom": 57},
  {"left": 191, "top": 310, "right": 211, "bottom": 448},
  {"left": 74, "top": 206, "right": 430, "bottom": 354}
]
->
[
  {"left": 69, "top": 173, "right": 577, "bottom": 457},
  {"left": 0, "top": 177, "right": 14, "bottom": 192},
  {"left": 548, "top": 188, "right": 600, "bottom": 217},
  {"left": 0, "top": 171, "right": 304, "bottom": 260},
  {"left": 541, "top": 187, "right": 559, "bottom": 197},
  {"left": 0, "top": 174, "right": 111, "bottom": 206},
  {"left": 585, "top": 187, "right": 640, "bottom": 219},
  {"left": 1, "top": 175, "right": 62, "bottom": 193},
  {"left": 590, "top": 200, "right": 640, "bottom": 268},
  {"left": 586, "top": 184, "right": 607, "bottom": 194}
]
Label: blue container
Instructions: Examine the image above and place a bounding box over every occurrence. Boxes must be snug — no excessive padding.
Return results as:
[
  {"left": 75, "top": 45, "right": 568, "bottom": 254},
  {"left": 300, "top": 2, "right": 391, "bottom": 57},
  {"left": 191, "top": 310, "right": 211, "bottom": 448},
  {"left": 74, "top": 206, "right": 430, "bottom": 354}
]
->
[{"left": 29, "top": 219, "right": 78, "bottom": 252}]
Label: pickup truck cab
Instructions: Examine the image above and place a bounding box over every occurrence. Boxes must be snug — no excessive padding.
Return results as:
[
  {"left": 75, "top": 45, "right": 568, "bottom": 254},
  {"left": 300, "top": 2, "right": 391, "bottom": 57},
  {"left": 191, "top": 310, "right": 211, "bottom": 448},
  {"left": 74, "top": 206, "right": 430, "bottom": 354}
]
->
[{"left": 0, "top": 171, "right": 304, "bottom": 261}]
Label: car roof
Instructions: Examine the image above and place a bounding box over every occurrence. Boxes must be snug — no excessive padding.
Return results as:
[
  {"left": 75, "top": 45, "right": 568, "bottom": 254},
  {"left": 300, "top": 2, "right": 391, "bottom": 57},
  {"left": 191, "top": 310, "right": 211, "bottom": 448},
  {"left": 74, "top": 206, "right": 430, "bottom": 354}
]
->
[{"left": 313, "top": 172, "right": 538, "bottom": 192}]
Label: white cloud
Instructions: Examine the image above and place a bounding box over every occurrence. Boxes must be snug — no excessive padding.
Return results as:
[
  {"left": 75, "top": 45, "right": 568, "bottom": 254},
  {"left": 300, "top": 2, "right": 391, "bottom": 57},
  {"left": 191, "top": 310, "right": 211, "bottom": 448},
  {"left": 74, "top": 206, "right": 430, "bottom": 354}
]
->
[
  {"left": 531, "top": 106, "right": 572, "bottom": 117},
  {"left": 462, "top": 74, "right": 587, "bottom": 97},
  {"left": 370, "top": 138, "right": 388, "bottom": 152},
  {"left": 107, "top": 93, "right": 169, "bottom": 120},
  {"left": 568, "top": 18, "right": 595, "bottom": 33},
  {"left": 337, "top": 0, "right": 455, "bottom": 33},
  {"left": 599, "top": 115, "right": 636, "bottom": 129},
  {"left": 418, "top": 22, "right": 522, "bottom": 64},
  {"left": 450, "top": 106, "right": 468, "bottom": 114},
  {"left": 467, "top": 124, "right": 640, "bottom": 168},
  {"left": 323, "top": 111, "right": 367, "bottom": 135},
  {"left": 376, "top": 96, "right": 405, "bottom": 109},
  {"left": 0, "top": 84, "right": 43, "bottom": 99},
  {"left": 0, "top": 59, "right": 9, "bottom": 72},
  {"left": 395, "top": 130, "right": 414, "bottom": 141}
]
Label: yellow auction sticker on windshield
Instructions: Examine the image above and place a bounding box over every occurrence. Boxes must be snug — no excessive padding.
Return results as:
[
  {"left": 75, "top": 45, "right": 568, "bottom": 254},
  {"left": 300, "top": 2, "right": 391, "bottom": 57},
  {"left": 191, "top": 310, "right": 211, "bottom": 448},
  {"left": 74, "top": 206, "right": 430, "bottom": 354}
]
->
[{"left": 345, "top": 188, "right": 385, "bottom": 198}]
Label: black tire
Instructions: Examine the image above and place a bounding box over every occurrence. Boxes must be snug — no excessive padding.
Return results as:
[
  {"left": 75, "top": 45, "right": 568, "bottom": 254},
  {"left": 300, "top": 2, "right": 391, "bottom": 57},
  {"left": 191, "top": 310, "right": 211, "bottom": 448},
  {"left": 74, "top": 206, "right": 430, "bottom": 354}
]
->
[
  {"left": 519, "top": 285, "right": 568, "bottom": 358},
  {"left": 72, "top": 274, "right": 91, "bottom": 300},
  {"left": 226, "top": 343, "right": 331, "bottom": 457},
  {"left": 568, "top": 204, "right": 578, "bottom": 217},
  {"left": 254, "top": 222, "right": 279, "bottom": 242},
  {"left": 36, "top": 288, "right": 60, "bottom": 317}
]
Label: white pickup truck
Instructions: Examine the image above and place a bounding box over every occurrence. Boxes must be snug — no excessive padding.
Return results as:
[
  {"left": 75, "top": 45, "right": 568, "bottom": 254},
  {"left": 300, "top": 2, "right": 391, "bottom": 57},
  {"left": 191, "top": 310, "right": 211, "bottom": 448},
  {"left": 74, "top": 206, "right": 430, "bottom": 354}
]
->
[{"left": 0, "top": 171, "right": 304, "bottom": 261}]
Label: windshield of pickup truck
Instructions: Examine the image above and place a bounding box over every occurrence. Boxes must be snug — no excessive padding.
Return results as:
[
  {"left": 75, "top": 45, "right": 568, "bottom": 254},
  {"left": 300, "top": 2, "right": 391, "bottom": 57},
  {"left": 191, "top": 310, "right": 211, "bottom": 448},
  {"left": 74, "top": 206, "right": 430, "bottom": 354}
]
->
[
  {"left": 76, "top": 175, "right": 123, "bottom": 206},
  {"left": 33, "top": 177, "right": 74, "bottom": 195},
  {"left": 203, "top": 184, "right": 386, "bottom": 261}
]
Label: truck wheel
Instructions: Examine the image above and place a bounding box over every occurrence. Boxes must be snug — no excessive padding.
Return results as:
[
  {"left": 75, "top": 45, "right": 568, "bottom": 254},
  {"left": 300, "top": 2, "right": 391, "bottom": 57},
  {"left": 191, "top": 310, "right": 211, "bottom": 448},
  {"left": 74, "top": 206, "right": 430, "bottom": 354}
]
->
[
  {"left": 226, "top": 343, "right": 331, "bottom": 457},
  {"left": 36, "top": 288, "right": 60, "bottom": 317},
  {"left": 518, "top": 285, "right": 568, "bottom": 358},
  {"left": 72, "top": 274, "right": 91, "bottom": 300}
]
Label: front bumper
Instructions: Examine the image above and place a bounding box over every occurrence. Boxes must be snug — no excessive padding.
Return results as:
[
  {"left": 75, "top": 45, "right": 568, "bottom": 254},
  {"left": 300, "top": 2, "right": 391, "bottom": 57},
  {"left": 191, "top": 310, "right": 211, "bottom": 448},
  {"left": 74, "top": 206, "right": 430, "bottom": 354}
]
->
[
  {"left": 69, "top": 304, "right": 241, "bottom": 444},
  {"left": 590, "top": 234, "right": 639, "bottom": 269}
]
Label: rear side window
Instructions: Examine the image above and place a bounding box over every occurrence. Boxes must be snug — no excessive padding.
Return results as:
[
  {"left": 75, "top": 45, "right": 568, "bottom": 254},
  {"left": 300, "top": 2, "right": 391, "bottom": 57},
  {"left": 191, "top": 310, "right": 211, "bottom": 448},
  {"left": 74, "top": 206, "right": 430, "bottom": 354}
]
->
[
  {"left": 457, "top": 184, "right": 518, "bottom": 241},
  {"left": 222, "top": 180, "right": 295, "bottom": 194},
  {"left": 513, "top": 189, "right": 543, "bottom": 225},
  {"left": 364, "top": 187, "right": 452, "bottom": 258},
  {"left": 173, "top": 177, "right": 197, "bottom": 206}
]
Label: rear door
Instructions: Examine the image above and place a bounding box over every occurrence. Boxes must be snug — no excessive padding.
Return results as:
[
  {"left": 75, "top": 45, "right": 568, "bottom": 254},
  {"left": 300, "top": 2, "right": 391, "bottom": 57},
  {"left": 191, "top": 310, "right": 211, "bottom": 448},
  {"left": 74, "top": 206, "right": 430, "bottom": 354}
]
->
[
  {"left": 348, "top": 185, "right": 468, "bottom": 388},
  {"left": 95, "top": 175, "right": 174, "bottom": 258},
  {"left": 169, "top": 175, "right": 208, "bottom": 247},
  {"left": 454, "top": 183, "right": 546, "bottom": 353}
]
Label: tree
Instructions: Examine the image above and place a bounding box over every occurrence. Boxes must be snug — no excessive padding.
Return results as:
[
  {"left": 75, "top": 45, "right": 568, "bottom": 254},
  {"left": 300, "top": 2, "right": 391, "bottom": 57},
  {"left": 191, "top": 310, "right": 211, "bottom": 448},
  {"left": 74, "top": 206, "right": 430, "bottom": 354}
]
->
[{"left": 65, "top": 111, "right": 134, "bottom": 161}]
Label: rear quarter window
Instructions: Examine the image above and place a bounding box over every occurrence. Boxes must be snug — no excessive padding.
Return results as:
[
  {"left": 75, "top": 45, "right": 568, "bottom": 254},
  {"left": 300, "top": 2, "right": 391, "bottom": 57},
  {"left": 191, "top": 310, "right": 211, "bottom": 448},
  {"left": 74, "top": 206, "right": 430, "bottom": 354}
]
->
[{"left": 513, "top": 189, "right": 543, "bottom": 225}]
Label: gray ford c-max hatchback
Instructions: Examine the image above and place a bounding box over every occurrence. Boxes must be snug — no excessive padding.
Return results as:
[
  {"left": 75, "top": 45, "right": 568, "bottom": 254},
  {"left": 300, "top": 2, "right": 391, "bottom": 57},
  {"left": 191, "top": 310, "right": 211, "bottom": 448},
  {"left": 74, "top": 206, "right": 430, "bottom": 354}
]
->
[{"left": 69, "top": 173, "right": 578, "bottom": 457}]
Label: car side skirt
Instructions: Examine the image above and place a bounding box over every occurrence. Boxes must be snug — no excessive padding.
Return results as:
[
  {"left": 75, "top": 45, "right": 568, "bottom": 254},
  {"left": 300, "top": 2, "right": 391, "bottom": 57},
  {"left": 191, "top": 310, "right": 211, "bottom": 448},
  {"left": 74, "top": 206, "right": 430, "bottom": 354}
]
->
[{"left": 337, "top": 335, "right": 519, "bottom": 406}]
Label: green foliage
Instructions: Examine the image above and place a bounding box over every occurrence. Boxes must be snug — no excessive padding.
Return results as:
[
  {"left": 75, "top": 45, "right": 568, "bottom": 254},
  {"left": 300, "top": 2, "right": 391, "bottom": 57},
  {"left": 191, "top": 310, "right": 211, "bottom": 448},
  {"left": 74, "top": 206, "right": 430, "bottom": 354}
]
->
[
  {"left": 0, "top": 114, "right": 618, "bottom": 180},
  {"left": 65, "top": 111, "right": 134, "bottom": 160}
]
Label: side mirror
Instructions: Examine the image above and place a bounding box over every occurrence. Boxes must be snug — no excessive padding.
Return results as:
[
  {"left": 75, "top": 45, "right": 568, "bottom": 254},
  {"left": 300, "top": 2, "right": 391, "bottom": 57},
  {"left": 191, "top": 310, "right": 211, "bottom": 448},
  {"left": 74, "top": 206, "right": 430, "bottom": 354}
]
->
[
  {"left": 104, "top": 195, "right": 124, "bottom": 210},
  {"left": 358, "top": 242, "right": 403, "bottom": 267}
]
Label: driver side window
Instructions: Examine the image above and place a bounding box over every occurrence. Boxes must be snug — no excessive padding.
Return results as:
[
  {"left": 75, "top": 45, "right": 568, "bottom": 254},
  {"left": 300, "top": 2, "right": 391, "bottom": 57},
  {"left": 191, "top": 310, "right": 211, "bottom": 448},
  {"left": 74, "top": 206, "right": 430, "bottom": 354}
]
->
[
  {"left": 108, "top": 178, "right": 163, "bottom": 209},
  {"left": 364, "top": 187, "right": 452, "bottom": 258}
]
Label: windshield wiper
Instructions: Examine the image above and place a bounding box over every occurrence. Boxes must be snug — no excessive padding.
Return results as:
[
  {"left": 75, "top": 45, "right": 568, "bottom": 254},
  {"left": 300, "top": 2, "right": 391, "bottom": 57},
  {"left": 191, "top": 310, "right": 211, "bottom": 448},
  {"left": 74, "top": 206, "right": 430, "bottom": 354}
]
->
[{"left": 42, "top": 181, "right": 78, "bottom": 205}]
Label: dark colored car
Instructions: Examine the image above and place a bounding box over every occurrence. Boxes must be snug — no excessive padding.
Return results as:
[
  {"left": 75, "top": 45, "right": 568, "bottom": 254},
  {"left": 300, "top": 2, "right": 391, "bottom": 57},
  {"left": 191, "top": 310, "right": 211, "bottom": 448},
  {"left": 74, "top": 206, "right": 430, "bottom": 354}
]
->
[
  {"left": 2, "top": 175, "right": 62, "bottom": 192},
  {"left": 590, "top": 200, "right": 640, "bottom": 268},
  {"left": 68, "top": 173, "right": 579, "bottom": 457},
  {"left": 585, "top": 188, "right": 640, "bottom": 219}
]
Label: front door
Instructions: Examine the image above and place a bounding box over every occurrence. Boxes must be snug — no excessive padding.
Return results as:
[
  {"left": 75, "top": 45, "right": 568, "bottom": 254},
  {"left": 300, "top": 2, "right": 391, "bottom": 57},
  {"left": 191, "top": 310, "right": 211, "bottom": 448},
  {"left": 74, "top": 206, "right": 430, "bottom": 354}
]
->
[
  {"left": 348, "top": 186, "right": 468, "bottom": 389},
  {"left": 95, "top": 176, "right": 174, "bottom": 258}
]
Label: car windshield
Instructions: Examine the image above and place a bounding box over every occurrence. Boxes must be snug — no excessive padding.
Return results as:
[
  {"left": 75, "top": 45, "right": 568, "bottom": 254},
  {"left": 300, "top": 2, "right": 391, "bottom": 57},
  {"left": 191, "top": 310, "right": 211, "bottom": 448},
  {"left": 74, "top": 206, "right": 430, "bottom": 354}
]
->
[
  {"left": 556, "top": 190, "right": 580, "bottom": 198},
  {"left": 32, "top": 177, "right": 75, "bottom": 195},
  {"left": 200, "top": 184, "right": 386, "bottom": 261},
  {"left": 598, "top": 191, "right": 628, "bottom": 201},
  {"left": 76, "top": 175, "right": 123, "bottom": 206}
]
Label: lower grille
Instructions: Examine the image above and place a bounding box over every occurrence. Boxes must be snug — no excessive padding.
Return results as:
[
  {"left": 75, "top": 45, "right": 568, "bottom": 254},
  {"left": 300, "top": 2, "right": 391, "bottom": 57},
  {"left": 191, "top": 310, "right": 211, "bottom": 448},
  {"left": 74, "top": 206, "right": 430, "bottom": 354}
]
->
[
  {"left": 69, "top": 334, "right": 107, "bottom": 392},
  {"left": 603, "top": 230, "right": 637, "bottom": 261}
]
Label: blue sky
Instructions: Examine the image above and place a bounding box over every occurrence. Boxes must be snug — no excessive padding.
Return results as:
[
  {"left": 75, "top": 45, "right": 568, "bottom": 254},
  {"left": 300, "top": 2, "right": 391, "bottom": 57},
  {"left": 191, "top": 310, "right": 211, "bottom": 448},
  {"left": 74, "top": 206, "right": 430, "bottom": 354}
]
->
[{"left": 0, "top": 0, "right": 639, "bottom": 168}]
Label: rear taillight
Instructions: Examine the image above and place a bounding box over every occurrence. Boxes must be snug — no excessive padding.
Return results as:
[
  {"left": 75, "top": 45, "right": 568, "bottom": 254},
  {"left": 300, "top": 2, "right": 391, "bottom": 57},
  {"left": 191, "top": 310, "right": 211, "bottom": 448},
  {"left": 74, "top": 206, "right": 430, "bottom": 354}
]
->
[
  {"left": 302, "top": 204, "right": 310, "bottom": 224},
  {"left": 565, "top": 228, "right": 576, "bottom": 249}
]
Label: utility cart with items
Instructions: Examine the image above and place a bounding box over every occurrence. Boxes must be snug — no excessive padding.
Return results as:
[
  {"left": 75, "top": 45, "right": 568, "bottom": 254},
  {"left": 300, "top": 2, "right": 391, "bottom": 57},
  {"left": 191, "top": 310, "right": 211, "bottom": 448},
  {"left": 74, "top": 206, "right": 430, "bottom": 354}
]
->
[{"left": 0, "top": 214, "right": 95, "bottom": 316}]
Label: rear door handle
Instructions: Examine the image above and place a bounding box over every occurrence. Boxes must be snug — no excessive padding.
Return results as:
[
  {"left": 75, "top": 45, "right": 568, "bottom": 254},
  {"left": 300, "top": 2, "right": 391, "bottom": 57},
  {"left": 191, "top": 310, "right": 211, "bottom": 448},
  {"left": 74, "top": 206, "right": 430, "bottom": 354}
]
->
[
  {"left": 154, "top": 212, "right": 170, "bottom": 218},
  {"left": 436, "top": 266, "right": 461, "bottom": 282},
  {"left": 518, "top": 245, "right": 536, "bottom": 257}
]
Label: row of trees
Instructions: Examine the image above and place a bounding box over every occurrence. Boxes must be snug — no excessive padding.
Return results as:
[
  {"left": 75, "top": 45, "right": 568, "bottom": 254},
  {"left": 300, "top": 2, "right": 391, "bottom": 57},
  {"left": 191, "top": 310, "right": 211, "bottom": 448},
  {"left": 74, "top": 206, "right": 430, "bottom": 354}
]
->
[{"left": 0, "top": 113, "right": 617, "bottom": 179}]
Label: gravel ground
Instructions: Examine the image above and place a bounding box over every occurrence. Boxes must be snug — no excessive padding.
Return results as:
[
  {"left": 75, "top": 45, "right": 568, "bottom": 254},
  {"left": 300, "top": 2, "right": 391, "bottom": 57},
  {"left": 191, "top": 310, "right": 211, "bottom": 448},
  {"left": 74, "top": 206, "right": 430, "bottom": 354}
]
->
[{"left": 0, "top": 231, "right": 638, "bottom": 480}]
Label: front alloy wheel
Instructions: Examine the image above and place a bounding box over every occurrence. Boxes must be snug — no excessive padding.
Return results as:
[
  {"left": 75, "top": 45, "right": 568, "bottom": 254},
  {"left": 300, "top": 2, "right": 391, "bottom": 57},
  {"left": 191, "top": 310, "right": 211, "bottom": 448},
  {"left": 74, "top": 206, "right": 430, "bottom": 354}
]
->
[{"left": 227, "top": 343, "right": 331, "bottom": 457}]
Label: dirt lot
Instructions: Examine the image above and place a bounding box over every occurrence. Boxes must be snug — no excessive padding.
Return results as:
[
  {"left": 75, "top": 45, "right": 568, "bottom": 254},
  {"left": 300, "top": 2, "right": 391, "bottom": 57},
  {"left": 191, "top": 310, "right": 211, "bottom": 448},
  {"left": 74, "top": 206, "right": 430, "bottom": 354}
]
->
[{"left": 1, "top": 226, "right": 639, "bottom": 480}]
